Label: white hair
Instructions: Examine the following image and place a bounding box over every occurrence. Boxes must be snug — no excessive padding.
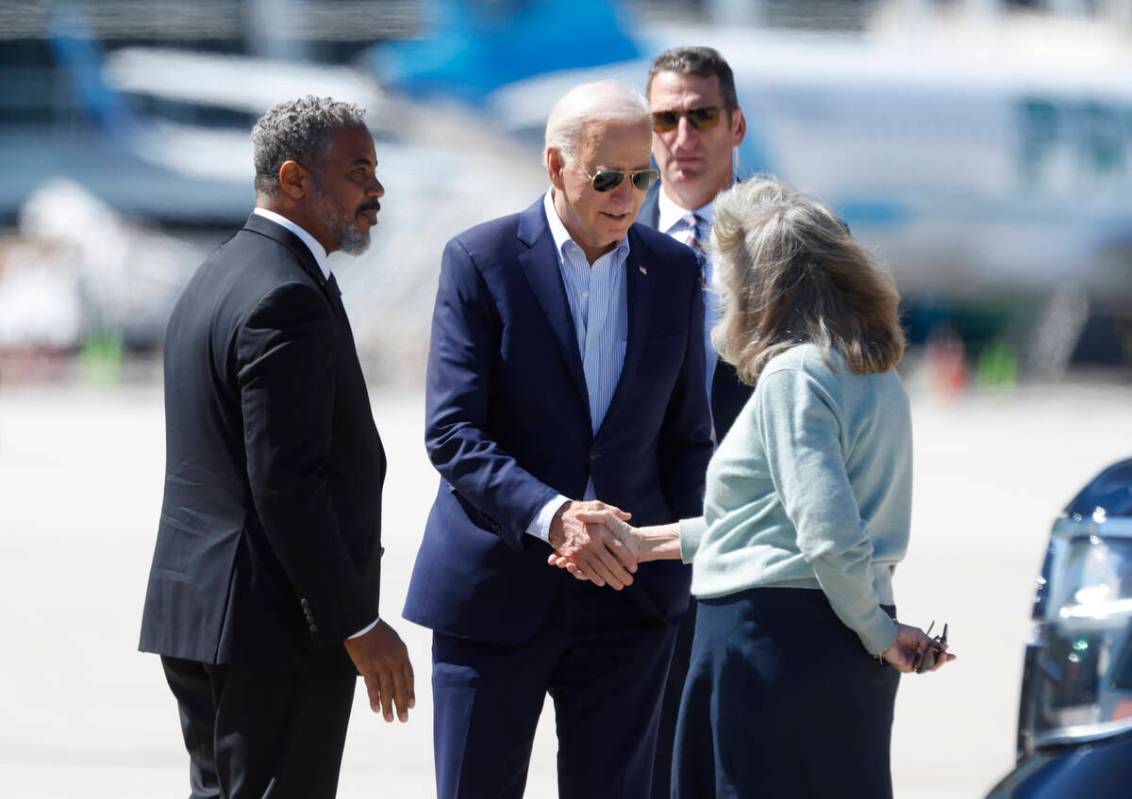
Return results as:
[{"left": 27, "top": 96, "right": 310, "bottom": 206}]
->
[{"left": 543, "top": 80, "right": 650, "bottom": 166}]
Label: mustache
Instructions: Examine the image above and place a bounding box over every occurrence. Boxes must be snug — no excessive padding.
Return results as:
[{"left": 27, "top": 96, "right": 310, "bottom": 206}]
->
[{"left": 358, "top": 201, "right": 381, "bottom": 214}]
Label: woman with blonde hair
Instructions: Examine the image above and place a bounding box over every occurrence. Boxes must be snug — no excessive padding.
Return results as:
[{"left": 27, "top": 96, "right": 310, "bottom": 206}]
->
[{"left": 551, "top": 177, "right": 952, "bottom": 797}]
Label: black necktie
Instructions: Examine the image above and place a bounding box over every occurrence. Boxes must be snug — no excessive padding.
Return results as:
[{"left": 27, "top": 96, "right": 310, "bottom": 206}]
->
[{"left": 325, "top": 272, "right": 347, "bottom": 321}]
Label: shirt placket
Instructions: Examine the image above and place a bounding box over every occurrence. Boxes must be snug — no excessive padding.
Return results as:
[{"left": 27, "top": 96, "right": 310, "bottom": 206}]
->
[{"left": 585, "top": 257, "right": 610, "bottom": 434}]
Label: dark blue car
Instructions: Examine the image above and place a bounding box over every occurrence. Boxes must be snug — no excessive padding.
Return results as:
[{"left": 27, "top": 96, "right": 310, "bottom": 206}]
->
[{"left": 988, "top": 458, "right": 1132, "bottom": 797}]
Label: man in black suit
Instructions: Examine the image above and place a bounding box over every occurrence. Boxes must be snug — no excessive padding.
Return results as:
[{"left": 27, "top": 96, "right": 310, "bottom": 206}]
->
[
  {"left": 139, "top": 96, "right": 414, "bottom": 799},
  {"left": 637, "top": 47, "right": 751, "bottom": 798}
]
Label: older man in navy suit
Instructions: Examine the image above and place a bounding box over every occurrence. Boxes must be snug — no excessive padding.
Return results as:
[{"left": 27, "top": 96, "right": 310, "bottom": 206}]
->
[{"left": 403, "top": 80, "right": 712, "bottom": 798}]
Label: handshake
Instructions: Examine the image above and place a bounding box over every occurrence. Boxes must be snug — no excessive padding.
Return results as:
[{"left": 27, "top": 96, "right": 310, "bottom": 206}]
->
[{"left": 546, "top": 499, "right": 677, "bottom": 590}]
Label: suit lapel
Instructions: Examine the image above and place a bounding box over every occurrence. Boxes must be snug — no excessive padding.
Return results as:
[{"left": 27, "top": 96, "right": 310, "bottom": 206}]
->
[
  {"left": 242, "top": 214, "right": 337, "bottom": 305},
  {"left": 638, "top": 184, "right": 661, "bottom": 231},
  {"left": 516, "top": 200, "right": 589, "bottom": 407},
  {"left": 595, "top": 226, "right": 654, "bottom": 440}
]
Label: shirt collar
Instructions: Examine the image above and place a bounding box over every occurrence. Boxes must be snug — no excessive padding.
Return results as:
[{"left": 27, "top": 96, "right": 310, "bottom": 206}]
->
[
  {"left": 252, "top": 207, "right": 331, "bottom": 280},
  {"left": 657, "top": 186, "right": 715, "bottom": 236},
  {"left": 543, "top": 189, "right": 630, "bottom": 263}
]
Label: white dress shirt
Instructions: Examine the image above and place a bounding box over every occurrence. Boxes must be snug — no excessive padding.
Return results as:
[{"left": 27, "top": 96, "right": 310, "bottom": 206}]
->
[
  {"left": 251, "top": 207, "right": 379, "bottom": 640},
  {"left": 657, "top": 189, "right": 719, "bottom": 429},
  {"left": 252, "top": 207, "right": 332, "bottom": 280}
]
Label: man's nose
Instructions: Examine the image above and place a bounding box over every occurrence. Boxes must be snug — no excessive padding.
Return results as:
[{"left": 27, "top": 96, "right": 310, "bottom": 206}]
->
[
  {"left": 673, "top": 116, "right": 698, "bottom": 149},
  {"left": 368, "top": 174, "right": 385, "bottom": 197},
  {"left": 609, "top": 176, "right": 636, "bottom": 203}
]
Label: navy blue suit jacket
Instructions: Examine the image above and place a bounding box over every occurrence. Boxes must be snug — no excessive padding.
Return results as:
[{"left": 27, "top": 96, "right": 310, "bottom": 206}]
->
[
  {"left": 638, "top": 185, "right": 754, "bottom": 442},
  {"left": 403, "top": 197, "right": 712, "bottom": 645}
]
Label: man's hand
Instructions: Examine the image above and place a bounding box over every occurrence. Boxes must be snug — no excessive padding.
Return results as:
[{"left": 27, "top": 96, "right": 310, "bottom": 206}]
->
[
  {"left": 881, "top": 622, "right": 955, "bottom": 673},
  {"left": 343, "top": 620, "right": 415, "bottom": 722},
  {"left": 547, "top": 500, "right": 636, "bottom": 590},
  {"left": 550, "top": 512, "right": 684, "bottom": 579}
]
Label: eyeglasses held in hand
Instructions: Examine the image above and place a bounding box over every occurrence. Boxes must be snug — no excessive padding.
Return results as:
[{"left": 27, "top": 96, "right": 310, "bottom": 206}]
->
[
  {"left": 579, "top": 166, "right": 660, "bottom": 193},
  {"left": 915, "top": 621, "right": 949, "bottom": 674},
  {"left": 651, "top": 106, "right": 722, "bottom": 133}
]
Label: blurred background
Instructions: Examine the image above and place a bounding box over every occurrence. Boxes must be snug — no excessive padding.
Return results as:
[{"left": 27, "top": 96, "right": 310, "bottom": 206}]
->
[{"left": 2, "top": 0, "right": 1132, "bottom": 796}]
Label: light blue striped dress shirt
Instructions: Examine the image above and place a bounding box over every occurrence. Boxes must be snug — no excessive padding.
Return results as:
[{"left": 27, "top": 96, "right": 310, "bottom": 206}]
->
[{"left": 527, "top": 189, "right": 631, "bottom": 541}]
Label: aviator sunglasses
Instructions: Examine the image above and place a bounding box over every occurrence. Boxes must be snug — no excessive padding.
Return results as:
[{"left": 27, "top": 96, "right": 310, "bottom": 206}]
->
[
  {"left": 579, "top": 166, "right": 660, "bottom": 193},
  {"left": 914, "top": 621, "right": 949, "bottom": 674},
  {"left": 651, "top": 105, "right": 722, "bottom": 133}
]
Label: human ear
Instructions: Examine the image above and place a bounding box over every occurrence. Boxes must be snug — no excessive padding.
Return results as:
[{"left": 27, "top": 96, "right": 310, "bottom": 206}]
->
[
  {"left": 547, "top": 148, "right": 567, "bottom": 191},
  {"left": 277, "top": 160, "right": 308, "bottom": 199},
  {"left": 730, "top": 109, "right": 747, "bottom": 147}
]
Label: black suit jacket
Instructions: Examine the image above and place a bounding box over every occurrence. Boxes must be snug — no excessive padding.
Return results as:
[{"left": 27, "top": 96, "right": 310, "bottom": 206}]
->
[
  {"left": 139, "top": 214, "right": 386, "bottom": 666},
  {"left": 638, "top": 184, "right": 754, "bottom": 441}
]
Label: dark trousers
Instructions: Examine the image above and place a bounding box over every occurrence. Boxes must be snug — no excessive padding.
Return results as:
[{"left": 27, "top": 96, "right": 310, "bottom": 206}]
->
[
  {"left": 673, "top": 588, "right": 900, "bottom": 799},
  {"left": 431, "top": 578, "right": 678, "bottom": 799},
  {"left": 652, "top": 596, "right": 696, "bottom": 799},
  {"left": 161, "top": 647, "right": 357, "bottom": 799}
]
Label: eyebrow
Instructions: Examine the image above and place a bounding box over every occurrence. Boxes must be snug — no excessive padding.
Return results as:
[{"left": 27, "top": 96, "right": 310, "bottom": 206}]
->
[
  {"left": 596, "top": 163, "right": 653, "bottom": 172},
  {"left": 652, "top": 104, "right": 718, "bottom": 112},
  {"left": 350, "top": 157, "right": 375, "bottom": 167}
]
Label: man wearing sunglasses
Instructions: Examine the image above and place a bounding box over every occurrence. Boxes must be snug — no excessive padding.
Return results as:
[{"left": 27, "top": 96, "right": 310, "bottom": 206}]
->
[
  {"left": 638, "top": 46, "right": 749, "bottom": 799},
  {"left": 404, "top": 80, "right": 712, "bottom": 798}
]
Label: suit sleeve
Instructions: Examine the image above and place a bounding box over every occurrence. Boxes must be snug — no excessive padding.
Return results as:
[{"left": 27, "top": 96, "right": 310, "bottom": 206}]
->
[
  {"left": 237, "top": 281, "right": 376, "bottom": 645},
  {"left": 657, "top": 256, "right": 714, "bottom": 519},
  {"left": 424, "top": 237, "right": 561, "bottom": 551}
]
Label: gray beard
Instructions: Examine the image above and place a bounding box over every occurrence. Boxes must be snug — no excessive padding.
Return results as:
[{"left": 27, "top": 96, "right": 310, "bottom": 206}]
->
[
  {"left": 313, "top": 186, "right": 371, "bottom": 256},
  {"left": 335, "top": 220, "right": 370, "bottom": 255}
]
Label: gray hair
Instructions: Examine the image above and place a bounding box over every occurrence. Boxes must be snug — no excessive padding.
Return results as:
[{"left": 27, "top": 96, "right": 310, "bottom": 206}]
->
[
  {"left": 544, "top": 80, "right": 650, "bottom": 166},
  {"left": 251, "top": 96, "right": 367, "bottom": 195},
  {"left": 711, "top": 176, "right": 905, "bottom": 381}
]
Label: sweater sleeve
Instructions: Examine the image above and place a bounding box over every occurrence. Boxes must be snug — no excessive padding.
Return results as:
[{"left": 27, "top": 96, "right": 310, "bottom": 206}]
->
[
  {"left": 678, "top": 516, "right": 709, "bottom": 564},
  {"left": 754, "top": 367, "right": 897, "bottom": 656}
]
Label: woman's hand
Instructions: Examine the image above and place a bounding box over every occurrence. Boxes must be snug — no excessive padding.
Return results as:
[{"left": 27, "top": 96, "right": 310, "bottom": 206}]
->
[
  {"left": 881, "top": 622, "right": 955, "bottom": 673},
  {"left": 547, "top": 508, "right": 643, "bottom": 579},
  {"left": 547, "top": 512, "right": 684, "bottom": 581}
]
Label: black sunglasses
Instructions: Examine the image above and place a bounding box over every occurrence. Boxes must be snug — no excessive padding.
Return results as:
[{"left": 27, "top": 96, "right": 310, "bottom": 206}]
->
[
  {"left": 651, "top": 106, "right": 722, "bottom": 133},
  {"left": 579, "top": 166, "right": 660, "bottom": 193},
  {"left": 914, "top": 621, "right": 949, "bottom": 674}
]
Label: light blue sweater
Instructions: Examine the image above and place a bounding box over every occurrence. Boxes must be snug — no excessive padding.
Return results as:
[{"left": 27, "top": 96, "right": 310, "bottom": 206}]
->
[{"left": 679, "top": 343, "right": 913, "bottom": 656}]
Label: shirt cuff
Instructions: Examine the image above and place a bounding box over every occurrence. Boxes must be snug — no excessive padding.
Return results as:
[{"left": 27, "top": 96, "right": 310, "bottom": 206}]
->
[
  {"left": 348, "top": 615, "right": 380, "bottom": 639},
  {"left": 856, "top": 608, "right": 898, "bottom": 657},
  {"left": 527, "top": 495, "right": 572, "bottom": 542},
  {"left": 678, "top": 516, "right": 709, "bottom": 563}
]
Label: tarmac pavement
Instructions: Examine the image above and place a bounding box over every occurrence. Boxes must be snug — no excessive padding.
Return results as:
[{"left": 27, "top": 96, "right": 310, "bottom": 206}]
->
[{"left": 3, "top": 379, "right": 1131, "bottom": 797}]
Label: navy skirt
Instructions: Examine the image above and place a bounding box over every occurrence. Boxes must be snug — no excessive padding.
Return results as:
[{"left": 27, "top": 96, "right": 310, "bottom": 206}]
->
[{"left": 672, "top": 587, "right": 900, "bottom": 799}]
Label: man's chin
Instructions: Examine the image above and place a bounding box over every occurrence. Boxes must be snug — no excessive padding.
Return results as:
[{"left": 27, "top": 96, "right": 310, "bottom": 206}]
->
[
  {"left": 598, "top": 212, "right": 633, "bottom": 234},
  {"left": 668, "top": 170, "right": 706, "bottom": 188},
  {"left": 338, "top": 227, "right": 371, "bottom": 256},
  {"left": 609, "top": 218, "right": 635, "bottom": 239}
]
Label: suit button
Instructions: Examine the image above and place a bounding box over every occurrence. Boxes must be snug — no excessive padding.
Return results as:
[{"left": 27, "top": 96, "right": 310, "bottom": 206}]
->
[
  {"left": 589, "top": 450, "right": 601, "bottom": 462},
  {"left": 300, "top": 598, "right": 310, "bottom": 609},
  {"left": 310, "top": 624, "right": 319, "bottom": 634}
]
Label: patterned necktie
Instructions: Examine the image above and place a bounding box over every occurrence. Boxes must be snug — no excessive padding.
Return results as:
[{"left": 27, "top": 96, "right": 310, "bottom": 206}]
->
[{"left": 685, "top": 213, "right": 708, "bottom": 285}]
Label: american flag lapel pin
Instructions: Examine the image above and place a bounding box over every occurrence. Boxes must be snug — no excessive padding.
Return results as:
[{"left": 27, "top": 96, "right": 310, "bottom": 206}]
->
[{"left": 639, "top": 264, "right": 648, "bottom": 276}]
